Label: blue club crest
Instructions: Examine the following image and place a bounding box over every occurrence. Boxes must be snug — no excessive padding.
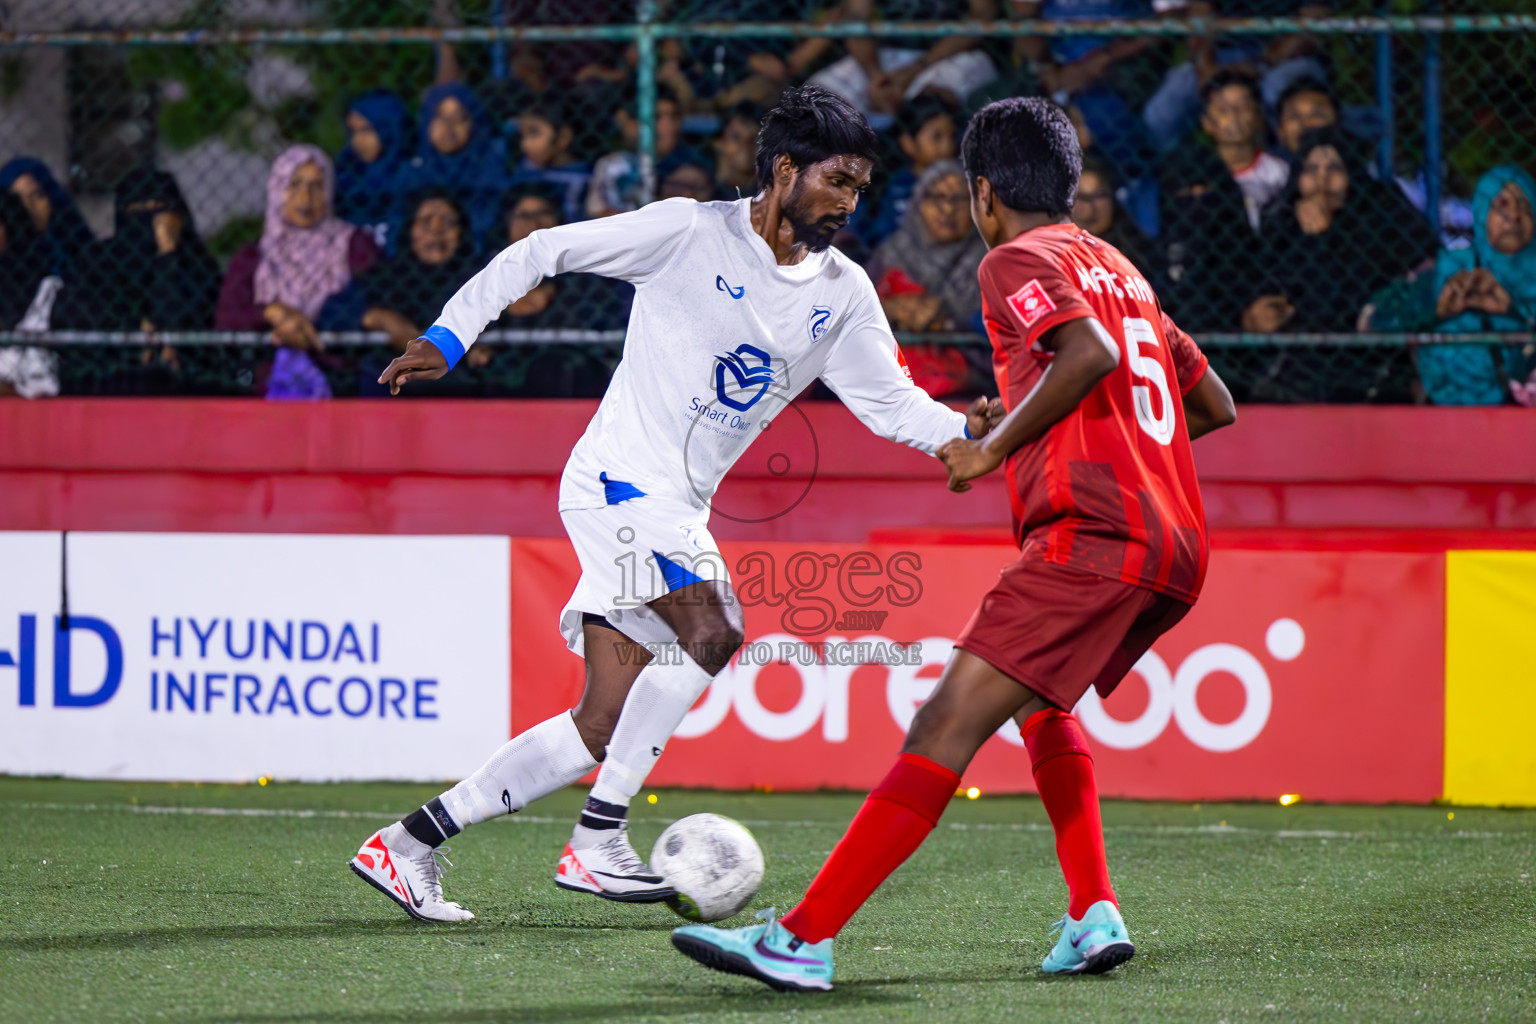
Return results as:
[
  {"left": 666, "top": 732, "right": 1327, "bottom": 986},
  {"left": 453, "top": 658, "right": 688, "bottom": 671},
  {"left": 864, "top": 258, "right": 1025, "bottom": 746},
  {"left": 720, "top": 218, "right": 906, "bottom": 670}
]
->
[
  {"left": 714, "top": 343, "right": 775, "bottom": 411},
  {"left": 807, "top": 305, "right": 833, "bottom": 344}
]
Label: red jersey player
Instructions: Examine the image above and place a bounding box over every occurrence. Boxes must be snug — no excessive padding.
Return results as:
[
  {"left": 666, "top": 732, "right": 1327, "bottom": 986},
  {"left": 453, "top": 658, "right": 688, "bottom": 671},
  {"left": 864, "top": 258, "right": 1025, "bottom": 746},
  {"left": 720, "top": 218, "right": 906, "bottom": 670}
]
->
[{"left": 671, "top": 97, "right": 1236, "bottom": 992}]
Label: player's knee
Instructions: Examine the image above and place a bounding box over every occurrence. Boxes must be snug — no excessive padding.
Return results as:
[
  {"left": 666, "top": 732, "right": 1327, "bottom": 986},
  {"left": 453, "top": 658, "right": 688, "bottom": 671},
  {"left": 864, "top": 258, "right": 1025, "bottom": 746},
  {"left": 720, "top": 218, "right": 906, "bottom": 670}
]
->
[
  {"left": 679, "top": 618, "right": 744, "bottom": 675},
  {"left": 571, "top": 706, "right": 619, "bottom": 759}
]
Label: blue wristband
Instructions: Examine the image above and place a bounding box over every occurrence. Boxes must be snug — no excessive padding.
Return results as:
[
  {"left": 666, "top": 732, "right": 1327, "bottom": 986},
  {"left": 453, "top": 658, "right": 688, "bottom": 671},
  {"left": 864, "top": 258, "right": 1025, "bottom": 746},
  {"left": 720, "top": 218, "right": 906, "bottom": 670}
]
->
[
  {"left": 421, "top": 325, "right": 465, "bottom": 371},
  {"left": 963, "top": 421, "right": 974, "bottom": 439}
]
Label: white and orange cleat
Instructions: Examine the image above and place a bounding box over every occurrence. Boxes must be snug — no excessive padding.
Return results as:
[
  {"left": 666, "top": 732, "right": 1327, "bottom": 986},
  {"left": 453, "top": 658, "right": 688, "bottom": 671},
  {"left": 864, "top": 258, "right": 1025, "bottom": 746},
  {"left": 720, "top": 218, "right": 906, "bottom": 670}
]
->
[
  {"left": 554, "top": 830, "right": 675, "bottom": 903},
  {"left": 349, "top": 823, "right": 475, "bottom": 922}
]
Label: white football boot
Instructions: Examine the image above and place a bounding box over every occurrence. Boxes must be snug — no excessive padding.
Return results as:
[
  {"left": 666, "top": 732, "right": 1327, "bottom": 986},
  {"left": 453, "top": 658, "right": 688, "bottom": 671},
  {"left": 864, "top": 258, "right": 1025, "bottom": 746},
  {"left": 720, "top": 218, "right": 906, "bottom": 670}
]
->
[
  {"left": 555, "top": 825, "right": 676, "bottom": 903},
  {"left": 349, "top": 823, "right": 474, "bottom": 922}
]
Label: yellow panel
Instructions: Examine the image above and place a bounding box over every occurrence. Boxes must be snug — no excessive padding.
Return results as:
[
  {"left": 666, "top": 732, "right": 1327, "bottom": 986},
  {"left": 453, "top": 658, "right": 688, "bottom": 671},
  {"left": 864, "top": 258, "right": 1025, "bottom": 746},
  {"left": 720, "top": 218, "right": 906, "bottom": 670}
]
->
[{"left": 1445, "top": 551, "right": 1536, "bottom": 806}]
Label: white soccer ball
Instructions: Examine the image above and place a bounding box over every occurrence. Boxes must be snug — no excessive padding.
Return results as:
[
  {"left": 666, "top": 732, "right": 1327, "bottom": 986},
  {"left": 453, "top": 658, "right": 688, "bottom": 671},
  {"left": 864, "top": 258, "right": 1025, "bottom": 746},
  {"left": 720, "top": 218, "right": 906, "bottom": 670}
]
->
[{"left": 651, "top": 813, "right": 765, "bottom": 923}]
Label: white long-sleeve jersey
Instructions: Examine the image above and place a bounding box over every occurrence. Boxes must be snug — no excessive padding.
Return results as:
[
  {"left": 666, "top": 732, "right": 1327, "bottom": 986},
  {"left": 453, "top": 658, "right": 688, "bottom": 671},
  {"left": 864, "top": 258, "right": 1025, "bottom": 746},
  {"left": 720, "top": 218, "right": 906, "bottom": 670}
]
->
[{"left": 425, "top": 196, "right": 968, "bottom": 512}]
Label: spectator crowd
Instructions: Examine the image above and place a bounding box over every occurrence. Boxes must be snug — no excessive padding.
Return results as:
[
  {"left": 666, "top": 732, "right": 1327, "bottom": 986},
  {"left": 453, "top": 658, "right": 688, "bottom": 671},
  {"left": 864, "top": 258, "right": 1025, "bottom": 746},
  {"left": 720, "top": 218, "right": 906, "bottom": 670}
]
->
[{"left": 1, "top": 0, "right": 1533, "bottom": 406}]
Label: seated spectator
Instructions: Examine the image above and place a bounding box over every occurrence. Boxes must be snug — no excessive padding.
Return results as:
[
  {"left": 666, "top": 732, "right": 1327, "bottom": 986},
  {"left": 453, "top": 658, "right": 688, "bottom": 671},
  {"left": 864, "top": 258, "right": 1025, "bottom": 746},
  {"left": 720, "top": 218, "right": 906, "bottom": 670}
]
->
[
  {"left": 490, "top": 185, "right": 633, "bottom": 334},
  {"left": 673, "top": 0, "right": 833, "bottom": 111},
  {"left": 1199, "top": 69, "right": 1289, "bottom": 229},
  {"left": 711, "top": 102, "right": 762, "bottom": 201},
  {"left": 54, "top": 168, "right": 220, "bottom": 332},
  {"left": 866, "top": 95, "right": 959, "bottom": 245},
  {"left": 335, "top": 90, "right": 411, "bottom": 245},
  {"left": 324, "top": 190, "right": 481, "bottom": 354},
  {"left": 1143, "top": 0, "right": 1332, "bottom": 154},
  {"left": 0, "top": 156, "right": 95, "bottom": 277},
  {"left": 866, "top": 161, "right": 986, "bottom": 333},
  {"left": 1156, "top": 137, "right": 1254, "bottom": 329},
  {"left": 1241, "top": 129, "right": 1439, "bottom": 334},
  {"left": 1273, "top": 77, "right": 1338, "bottom": 161},
  {"left": 0, "top": 190, "right": 58, "bottom": 398},
  {"left": 809, "top": 0, "right": 1000, "bottom": 119},
  {"left": 216, "top": 145, "right": 379, "bottom": 400},
  {"left": 659, "top": 159, "right": 717, "bottom": 203},
  {"left": 509, "top": 99, "right": 593, "bottom": 226},
  {"left": 1072, "top": 156, "right": 1160, "bottom": 279},
  {"left": 393, "top": 83, "right": 508, "bottom": 246},
  {"left": 1012, "top": 0, "right": 1156, "bottom": 180},
  {"left": 586, "top": 86, "right": 708, "bottom": 217},
  {"left": 864, "top": 163, "right": 986, "bottom": 398},
  {"left": 1414, "top": 167, "right": 1536, "bottom": 406}
]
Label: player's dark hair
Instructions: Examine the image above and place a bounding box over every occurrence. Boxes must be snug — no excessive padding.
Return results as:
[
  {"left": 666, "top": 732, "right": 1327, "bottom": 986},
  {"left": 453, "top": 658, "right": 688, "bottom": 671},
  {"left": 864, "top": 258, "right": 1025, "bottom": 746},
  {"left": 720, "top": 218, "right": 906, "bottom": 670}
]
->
[
  {"left": 960, "top": 97, "right": 1080, "bottom": 216},
  {"left": 1277, "top": 76, "right": 1338, "bottom": 118},
  {"left": 755, "top": 85, "right": 880, "bottom": 191},
  {"left": 1200, "top": 67, "right": 1263, "bottom": 108},
  {"left": 895, "top": 93, "right": 955, "bottom": 141}
]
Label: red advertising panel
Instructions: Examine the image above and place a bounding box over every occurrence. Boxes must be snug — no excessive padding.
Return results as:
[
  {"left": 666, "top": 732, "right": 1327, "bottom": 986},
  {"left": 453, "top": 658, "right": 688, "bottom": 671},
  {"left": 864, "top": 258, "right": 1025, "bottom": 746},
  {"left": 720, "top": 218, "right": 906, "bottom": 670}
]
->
[{"left": 510, "top": 540, "right": 1444, "bottom": 804}]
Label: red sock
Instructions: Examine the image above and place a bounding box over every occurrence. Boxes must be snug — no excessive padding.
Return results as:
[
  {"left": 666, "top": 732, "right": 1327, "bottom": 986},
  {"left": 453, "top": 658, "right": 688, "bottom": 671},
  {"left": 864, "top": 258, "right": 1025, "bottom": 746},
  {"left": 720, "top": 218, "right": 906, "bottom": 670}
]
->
[
  {"left": 1022, "top": 708, "right": 1116, "bottom": 919},
  {"left": 780, "top": 753, "right": 959, "bottom": 943}
]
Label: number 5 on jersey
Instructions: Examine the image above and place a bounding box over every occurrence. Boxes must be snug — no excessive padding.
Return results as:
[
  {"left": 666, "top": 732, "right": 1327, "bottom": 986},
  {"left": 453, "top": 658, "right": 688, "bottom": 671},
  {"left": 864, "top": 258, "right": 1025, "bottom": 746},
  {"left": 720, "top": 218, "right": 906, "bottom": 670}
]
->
[{"left": 1121, "top": 316, "right": 1175, "bottom": 446}]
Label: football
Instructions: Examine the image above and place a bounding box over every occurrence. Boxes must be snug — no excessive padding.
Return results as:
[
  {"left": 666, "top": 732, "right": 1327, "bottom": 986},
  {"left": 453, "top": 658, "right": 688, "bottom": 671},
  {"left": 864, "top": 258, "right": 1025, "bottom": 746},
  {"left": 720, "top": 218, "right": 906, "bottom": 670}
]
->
[{"left": 651, "top": 813, "right": 765, "bottom": 922}]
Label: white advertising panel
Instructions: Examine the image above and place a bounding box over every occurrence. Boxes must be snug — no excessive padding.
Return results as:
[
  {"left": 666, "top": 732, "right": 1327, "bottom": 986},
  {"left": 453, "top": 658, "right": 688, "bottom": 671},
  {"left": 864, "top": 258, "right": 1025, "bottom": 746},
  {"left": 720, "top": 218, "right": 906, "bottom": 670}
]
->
[{"left": 0, "top": 532, "right": 510, "bottom": 782}]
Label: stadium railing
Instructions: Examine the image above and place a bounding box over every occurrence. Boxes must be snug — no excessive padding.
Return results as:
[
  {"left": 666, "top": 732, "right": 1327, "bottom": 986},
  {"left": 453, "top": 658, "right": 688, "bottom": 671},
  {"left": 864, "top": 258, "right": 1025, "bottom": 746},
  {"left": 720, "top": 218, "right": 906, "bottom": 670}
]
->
[{"left": 1, "top": 3, "right": 1532, "bottom": 403}]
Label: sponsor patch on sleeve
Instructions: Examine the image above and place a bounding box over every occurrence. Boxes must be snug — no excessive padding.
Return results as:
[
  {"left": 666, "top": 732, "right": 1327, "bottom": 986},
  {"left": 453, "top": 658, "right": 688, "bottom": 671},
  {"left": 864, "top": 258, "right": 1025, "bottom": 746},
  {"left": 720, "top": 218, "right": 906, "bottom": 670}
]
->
[{"left": 1006, "top": 279, "right": 1057, "bottom": 329}]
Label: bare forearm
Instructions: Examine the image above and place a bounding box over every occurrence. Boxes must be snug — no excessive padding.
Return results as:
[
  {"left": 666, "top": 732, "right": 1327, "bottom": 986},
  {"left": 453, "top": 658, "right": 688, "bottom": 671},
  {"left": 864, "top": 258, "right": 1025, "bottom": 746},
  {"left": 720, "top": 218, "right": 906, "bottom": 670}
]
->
[{"left": 982, "top": 344, "right": 1113, "bottom": 461}]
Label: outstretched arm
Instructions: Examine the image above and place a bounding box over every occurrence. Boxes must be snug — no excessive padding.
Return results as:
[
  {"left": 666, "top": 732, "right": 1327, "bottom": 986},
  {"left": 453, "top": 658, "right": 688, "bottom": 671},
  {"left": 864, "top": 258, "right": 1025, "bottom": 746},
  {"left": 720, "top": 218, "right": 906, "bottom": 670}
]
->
[
  {"left": 936, "top": 317, "right": 1118, "bottom": 492},
  {"left": 378, "top": 198, "right": 698, "bottom": 394},
  {"left": 818, "top": 297, "right": 988, "bottom": 453}
]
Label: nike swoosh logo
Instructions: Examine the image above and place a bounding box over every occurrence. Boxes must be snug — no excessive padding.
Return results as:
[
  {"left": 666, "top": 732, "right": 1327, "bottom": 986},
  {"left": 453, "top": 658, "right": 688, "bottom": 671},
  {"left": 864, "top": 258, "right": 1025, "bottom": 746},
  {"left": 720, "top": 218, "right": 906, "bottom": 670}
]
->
[
  {"left": 754, "top": 936, "right": 824, "bottom": 965},
  {"left": 716, "top": 275, "right": 745, "bottom": 299},
  {"left": 1070, "top": 930, "right": 1093, "bottom": 948},
  {"left": 403, "top": 876, "right": 424, "bottom": 909},
  {"left": 590, "top": 869, "right": 663, "bottom": 882}
]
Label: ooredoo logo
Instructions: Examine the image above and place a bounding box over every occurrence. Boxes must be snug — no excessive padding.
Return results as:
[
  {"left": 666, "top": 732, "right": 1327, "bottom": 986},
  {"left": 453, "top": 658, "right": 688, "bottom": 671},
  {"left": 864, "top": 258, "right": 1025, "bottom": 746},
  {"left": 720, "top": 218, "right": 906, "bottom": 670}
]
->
[
  {"left": 1075, "top": 617, "right": 1303, "bottom": 752},
  {"left": 672, "top": 618, "right": 1304, "bottom": 754}
]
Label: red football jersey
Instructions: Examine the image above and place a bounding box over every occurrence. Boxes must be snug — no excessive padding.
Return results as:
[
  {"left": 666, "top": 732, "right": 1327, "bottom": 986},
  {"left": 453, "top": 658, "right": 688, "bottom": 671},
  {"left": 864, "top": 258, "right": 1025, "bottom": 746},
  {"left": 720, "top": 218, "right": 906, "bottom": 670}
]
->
[{"left": 979, "top": 223, "right": 1211, "bottom": 602}]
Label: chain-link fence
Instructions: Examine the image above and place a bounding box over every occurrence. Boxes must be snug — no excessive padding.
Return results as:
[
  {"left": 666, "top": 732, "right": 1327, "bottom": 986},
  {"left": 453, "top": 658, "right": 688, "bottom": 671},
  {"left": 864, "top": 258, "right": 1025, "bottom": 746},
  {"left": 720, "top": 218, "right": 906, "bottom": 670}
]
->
[{"left": 1, "top": 2, "right": 1533, "bottom": 403}]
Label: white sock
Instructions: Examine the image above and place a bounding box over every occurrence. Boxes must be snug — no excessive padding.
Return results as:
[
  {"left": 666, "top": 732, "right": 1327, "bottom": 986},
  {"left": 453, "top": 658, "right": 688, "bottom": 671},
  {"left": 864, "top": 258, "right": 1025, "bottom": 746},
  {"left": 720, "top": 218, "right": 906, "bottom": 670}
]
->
[
  {"left": 573, "top": 653, "right": 714, "bottom": 847},
  {"left": 438, "top": 711, "right": 598, "bottom": 830}
]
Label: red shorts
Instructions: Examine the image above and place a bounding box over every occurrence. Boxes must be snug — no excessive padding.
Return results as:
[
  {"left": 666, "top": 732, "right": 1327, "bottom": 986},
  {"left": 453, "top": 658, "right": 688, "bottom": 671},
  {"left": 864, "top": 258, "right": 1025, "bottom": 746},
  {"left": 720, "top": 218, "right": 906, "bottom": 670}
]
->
[{"left": 954, "top": 557, "right": 1191, "bottom": 711}]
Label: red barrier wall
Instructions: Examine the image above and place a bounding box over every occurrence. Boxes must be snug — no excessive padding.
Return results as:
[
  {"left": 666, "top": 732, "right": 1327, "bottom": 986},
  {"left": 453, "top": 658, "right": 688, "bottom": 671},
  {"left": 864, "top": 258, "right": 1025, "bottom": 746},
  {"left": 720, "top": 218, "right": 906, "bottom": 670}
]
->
[
  {"left": 510, "top": 539, "right": 1445, "bottom": 803},
  {"left": 2, "top": 399, "right": 1535, "bottom": 538}
]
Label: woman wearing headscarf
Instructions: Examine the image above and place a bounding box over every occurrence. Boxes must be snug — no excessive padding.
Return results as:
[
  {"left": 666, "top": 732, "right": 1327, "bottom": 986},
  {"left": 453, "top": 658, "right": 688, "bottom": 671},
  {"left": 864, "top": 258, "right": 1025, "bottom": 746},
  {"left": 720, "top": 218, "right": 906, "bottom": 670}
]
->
[
  {"left": 335, "top": 90, "right": 410, "bottom": 243},
  {"left": 54, "top": 167, "right": 221, "bottom": 331},
  {"left": 0, "top": 190, "right": 59, "bottom": 397},
  {"left": 321, "top": 189, "right": 482, "bottom": 348},
  {"left": 392, "top": 83, "right": 508, "bottom": 246},
  {"left": 1414, "top": 166, "right": 1536, "bottom": 406},
  {"left": 864, "top": 160, "right": 988, "bottom": 397},
  {"left": 0, "top": 156, "right": 95, "bottom": 277},
  {"left": 1237, "top": 128, "right": 1439, "bottom": 401},
  {"left": 215, "top": 144, "right": 379, "bottom": 400},
  {"left": 1243, "top": 129, "right": 1439, "bottom": 335}
]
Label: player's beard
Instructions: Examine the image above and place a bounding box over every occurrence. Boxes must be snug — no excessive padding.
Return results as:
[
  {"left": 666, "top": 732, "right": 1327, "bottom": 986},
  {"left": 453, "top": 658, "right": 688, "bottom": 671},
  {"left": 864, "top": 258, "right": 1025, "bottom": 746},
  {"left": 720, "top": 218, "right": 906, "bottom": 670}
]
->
[{"left": 784, "top": 176, "right": 846, "bottom": 253}]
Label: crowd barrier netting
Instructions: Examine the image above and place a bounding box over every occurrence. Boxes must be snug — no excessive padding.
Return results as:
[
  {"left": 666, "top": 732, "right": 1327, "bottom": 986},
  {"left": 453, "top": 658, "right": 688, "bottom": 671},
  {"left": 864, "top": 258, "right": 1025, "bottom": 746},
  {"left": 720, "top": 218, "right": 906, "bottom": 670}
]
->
[{"left": 1, "top": 2, "right": 1534, "bottom": 403}]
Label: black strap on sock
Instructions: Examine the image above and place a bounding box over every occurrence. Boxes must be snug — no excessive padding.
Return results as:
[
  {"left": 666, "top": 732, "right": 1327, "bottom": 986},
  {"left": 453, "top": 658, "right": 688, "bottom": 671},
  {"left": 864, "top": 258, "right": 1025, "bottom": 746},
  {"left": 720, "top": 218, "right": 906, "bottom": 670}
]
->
[
  {"left": 580, "top": 795, "right": 629, "bottom": 831},
  {"left": 402, "top": 797, "right": 459, "bottom": 848}
]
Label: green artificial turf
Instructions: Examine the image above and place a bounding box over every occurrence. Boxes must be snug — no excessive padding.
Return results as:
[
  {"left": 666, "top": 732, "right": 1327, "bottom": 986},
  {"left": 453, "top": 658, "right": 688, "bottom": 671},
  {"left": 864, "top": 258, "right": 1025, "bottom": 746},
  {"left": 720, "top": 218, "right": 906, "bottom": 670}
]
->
[{"left": 1, "top": 777, "right": 1532, "bottom": 1023}]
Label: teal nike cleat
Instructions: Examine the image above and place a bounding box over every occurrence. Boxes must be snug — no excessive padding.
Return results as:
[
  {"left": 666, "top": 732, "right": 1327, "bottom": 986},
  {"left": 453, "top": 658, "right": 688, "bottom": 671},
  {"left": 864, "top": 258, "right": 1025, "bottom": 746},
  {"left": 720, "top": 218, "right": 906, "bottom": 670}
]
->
[
  {"left": 672, "top": 908, "right": 834, "bottom": 992},
  {"left": 1040, "top": 899, "right": 1135, "bottom": 975}
]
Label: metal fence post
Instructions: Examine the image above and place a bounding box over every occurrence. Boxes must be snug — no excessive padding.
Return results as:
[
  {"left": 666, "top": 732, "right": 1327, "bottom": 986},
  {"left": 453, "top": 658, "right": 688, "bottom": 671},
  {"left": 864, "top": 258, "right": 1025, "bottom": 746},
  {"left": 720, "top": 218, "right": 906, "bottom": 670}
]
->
[
  {"left": 636, "top": 0, "right": 658, "bottom": 206},
  {"left": 1423, "top": 10, "right": 1443, "bottom": 231},
  {"left": 1375, "top": 1, "right": 1393, "bottom": 181}
]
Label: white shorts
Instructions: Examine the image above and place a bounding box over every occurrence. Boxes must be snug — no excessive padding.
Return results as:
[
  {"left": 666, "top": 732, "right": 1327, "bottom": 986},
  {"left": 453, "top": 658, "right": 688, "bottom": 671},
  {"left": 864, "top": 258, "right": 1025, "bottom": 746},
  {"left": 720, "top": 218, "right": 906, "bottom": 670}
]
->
[{"left": 557, "top": 494, "right": 730, "bottom": 657}]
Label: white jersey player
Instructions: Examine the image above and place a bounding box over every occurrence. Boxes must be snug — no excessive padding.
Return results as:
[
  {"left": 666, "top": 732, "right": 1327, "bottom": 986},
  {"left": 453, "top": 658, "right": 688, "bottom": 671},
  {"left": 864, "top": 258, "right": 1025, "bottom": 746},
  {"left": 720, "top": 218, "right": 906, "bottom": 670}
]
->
[{"left": 349, "top": 87, "right": 993, "bottom": 921}]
